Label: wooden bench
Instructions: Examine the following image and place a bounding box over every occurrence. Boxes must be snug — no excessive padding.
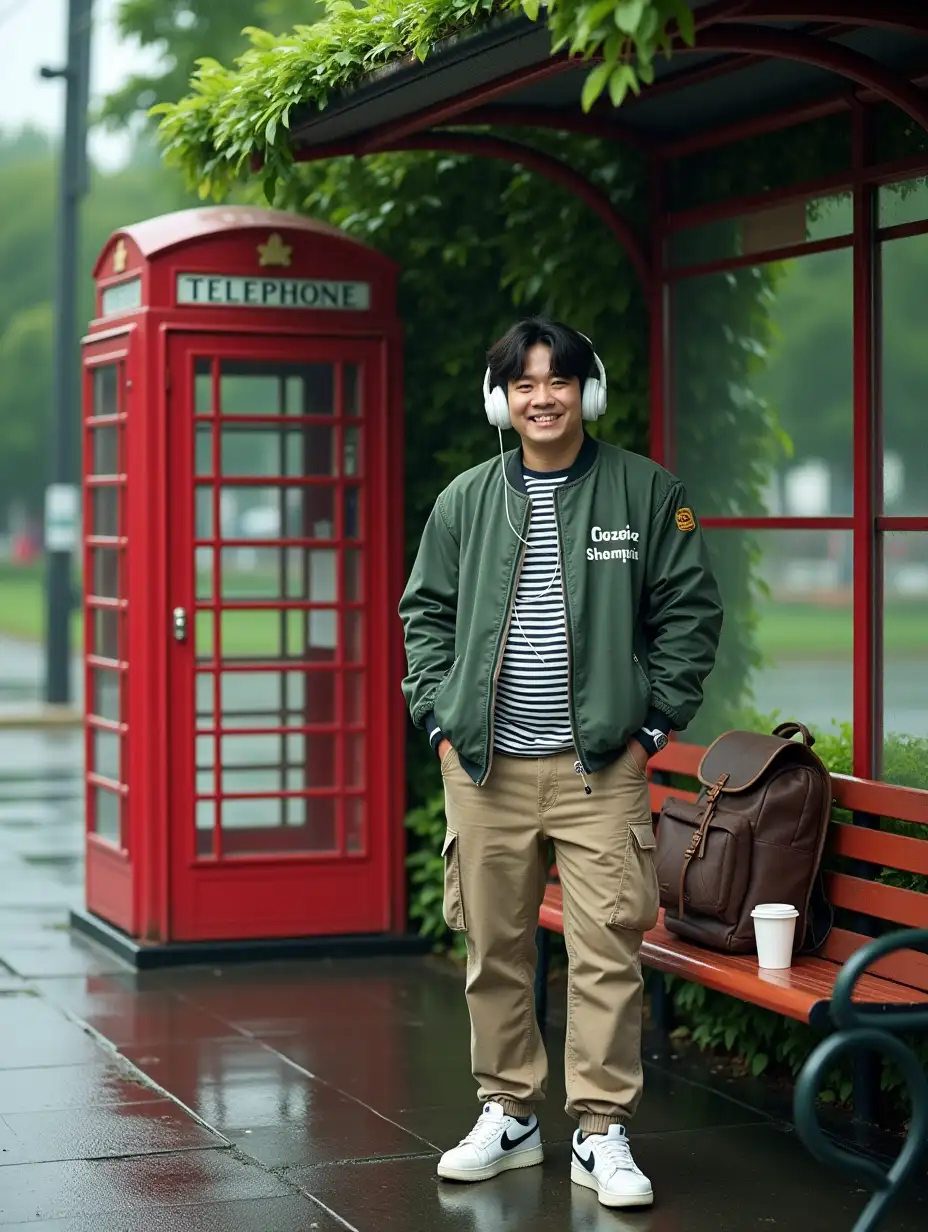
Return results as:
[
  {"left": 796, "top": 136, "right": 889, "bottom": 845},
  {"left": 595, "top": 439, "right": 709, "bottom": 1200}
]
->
[{"left": 535, "top": 739, "right": 928, "bottom": 1119}]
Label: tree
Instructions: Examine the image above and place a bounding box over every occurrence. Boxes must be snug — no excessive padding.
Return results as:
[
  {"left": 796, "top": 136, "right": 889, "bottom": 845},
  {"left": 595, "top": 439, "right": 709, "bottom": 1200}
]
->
[
  {"left": 101, "top": 0, "right": 324, "bottom": 128},
  {"left": 0, "top": 134, "right": 191, "bottom": 513}
]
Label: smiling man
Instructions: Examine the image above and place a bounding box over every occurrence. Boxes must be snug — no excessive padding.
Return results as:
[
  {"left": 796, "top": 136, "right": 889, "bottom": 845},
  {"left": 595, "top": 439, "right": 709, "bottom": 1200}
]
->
[{"left": 398, "top": 317, "right": 723, "bottom": 1209}]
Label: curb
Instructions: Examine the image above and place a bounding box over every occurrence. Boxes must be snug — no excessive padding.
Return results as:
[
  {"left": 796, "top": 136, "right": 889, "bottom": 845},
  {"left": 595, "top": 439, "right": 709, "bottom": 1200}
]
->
[{"left": 0, "top": 706, "right": 83, "bottom": 731}]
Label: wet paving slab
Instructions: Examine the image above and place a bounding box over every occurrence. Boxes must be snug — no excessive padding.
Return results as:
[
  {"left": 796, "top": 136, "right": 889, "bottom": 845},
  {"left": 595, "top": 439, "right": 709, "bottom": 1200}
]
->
[{"left": 0, "top": 726, "right": 927, "bottom": 1229}]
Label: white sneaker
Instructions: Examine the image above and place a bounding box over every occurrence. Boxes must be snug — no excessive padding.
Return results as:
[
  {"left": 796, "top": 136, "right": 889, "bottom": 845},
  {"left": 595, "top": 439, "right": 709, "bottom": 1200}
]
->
[
  {"left": 570, "top": 1125, "right": 653, "bottom": 1208},
  {"left": 437, "top": 1101, "right": 543, "bottom": 1182}
]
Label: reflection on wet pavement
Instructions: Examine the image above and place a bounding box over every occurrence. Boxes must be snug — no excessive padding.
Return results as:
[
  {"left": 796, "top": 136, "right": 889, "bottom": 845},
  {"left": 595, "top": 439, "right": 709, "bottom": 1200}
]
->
[{"left": 0, "top": 724, "right": 926, "bottom": 1230}]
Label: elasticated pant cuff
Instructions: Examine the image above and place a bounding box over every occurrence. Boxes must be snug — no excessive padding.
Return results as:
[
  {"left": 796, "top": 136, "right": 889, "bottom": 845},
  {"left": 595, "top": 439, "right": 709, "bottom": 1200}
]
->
[
  {"left": 494, "top": 1098, "right": 536, "bottom": 1119},
  {"left": 578, "top": 1114, "right": 624, "bottom": 1134}
]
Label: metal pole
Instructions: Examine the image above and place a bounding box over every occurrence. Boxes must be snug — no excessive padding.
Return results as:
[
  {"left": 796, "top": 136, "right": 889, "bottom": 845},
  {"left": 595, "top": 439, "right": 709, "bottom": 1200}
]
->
[{"left": 40, "top": 0, "right": 93, "bottom": 705}]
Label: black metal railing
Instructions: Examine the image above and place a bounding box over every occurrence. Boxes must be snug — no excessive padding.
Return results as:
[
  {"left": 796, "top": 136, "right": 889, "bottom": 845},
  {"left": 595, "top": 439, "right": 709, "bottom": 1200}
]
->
[{"left": 794, "top": 929, "right": 928, "bottom": 1232}]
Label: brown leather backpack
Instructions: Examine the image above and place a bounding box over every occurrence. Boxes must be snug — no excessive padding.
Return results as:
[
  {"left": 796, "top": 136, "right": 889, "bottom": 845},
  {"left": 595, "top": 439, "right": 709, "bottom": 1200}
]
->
[{"left": 654, "top": 722, "right": 833, "bottom": 954}]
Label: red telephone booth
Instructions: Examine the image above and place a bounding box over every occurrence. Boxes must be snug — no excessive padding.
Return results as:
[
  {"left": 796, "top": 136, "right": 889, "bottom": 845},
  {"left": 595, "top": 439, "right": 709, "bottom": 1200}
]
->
[{"left": 73, "top": 207, "right": 408, "bottom": 959}]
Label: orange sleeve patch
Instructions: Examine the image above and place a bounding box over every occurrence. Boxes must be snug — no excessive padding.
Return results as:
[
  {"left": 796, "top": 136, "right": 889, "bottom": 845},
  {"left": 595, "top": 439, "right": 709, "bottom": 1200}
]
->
[{"left": 675, "top": 507, "right": 696, "bottom": 532}]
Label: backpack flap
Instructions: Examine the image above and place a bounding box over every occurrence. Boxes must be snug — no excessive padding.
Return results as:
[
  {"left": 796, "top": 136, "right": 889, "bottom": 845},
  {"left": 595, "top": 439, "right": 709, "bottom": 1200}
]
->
[{"left": 698, "top": 729, "right": 810, "bottom": 794}]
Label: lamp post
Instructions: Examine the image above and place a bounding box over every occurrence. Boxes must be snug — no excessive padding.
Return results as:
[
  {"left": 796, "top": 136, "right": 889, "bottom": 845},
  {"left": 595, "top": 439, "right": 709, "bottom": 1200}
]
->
[{"left": 40, "top": 0, "right": 93, "bottom": 705}]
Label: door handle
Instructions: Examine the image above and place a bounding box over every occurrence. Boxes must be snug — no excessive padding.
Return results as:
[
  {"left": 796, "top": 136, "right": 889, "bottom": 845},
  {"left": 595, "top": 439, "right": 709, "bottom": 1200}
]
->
[{"left": 172, "top": 606, "right": 188, "bottom": 643}]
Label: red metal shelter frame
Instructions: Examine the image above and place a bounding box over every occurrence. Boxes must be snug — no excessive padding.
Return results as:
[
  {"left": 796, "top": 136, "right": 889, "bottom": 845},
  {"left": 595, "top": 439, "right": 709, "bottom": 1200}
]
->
[{"left": 290, "top": 2, "right": 928, "bottom": 782}]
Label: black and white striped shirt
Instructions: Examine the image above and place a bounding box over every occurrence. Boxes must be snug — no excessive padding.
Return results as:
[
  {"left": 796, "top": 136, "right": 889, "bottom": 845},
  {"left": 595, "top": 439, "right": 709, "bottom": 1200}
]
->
[{"left": 494, "top": 469, "right": 574, "bottom": 756}]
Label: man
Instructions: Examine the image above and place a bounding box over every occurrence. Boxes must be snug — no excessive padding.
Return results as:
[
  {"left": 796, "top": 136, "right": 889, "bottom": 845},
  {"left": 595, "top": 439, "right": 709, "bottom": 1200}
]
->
[{"left": 398, "top": 318, "right": 722, "bottom": 1209}]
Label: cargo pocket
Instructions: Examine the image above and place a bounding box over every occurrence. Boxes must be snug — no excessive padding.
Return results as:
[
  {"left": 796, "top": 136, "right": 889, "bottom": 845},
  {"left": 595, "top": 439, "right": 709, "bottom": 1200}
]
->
[
  {"left": 610, "top": 822, "right": 660, "bottom": 932},
  {"left": 441, "top": 829, "right": 466, "bottom": 932}
]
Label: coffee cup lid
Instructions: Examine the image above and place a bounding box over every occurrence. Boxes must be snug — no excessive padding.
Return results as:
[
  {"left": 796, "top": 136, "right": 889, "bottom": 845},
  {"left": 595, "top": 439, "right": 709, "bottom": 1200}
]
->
[{"left": 751, "top": 903, "right": 799, "bottom": 918}]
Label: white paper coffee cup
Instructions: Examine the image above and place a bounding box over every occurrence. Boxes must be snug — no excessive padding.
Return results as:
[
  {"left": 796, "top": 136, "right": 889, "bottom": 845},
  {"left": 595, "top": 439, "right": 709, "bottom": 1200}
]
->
[{"left": 751, "top": 903, "right": 799, "bottom": 970}]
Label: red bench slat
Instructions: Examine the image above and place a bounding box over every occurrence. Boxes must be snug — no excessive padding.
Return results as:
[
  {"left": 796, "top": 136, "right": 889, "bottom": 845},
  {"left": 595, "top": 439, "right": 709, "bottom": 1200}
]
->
[
  {"left": 829, "top": 823, "right": 928, "bottom": 876},
  {"left": 822, "top": 927, "right": 928, "bottom": 994},
  {"left": 825, "top": 872, "right": 928, "bottom": 931}
]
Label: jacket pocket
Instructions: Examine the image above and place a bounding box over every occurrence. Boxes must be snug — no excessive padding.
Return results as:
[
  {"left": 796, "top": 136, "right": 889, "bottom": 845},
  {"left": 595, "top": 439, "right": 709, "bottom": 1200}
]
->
[
  {"left": 632, "top": 654, "right": 651, "bottom": 703},
  {"left": 610, "top": 821, "right": 660, "bottom": 932},
  {"left": 433, "top": 657, "right": 460, "bottom": 715},
  {"left": 441, "top": 829, "right": 466, "bottom": 932}
]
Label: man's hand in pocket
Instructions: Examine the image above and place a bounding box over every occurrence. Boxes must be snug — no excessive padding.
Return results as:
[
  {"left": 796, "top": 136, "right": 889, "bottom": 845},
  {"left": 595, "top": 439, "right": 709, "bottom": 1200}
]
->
[
  {"left": 627, "top": 737, "right": 649, "bottom": 775},
  {"left": 438, "top": 738, "right": 453, "bottom": 762}
]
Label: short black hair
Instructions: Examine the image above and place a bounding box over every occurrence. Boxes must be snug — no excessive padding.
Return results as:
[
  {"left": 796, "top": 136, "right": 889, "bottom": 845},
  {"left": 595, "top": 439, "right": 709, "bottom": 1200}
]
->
[{"left": 487, "top": 317, "right": 595, "bottom": 390}]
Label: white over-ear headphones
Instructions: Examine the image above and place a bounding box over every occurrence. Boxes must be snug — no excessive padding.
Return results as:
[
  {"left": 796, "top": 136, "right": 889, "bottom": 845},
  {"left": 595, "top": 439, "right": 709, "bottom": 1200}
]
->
[{"left": 482, "top": 334, "right": 608, "bottom": 429}]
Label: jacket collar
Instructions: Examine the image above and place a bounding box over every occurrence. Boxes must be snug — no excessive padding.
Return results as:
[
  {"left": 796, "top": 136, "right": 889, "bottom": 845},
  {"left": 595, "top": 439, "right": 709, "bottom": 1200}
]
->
[{"left": 505, "top": 431, "right": 599, "bottom": 495}]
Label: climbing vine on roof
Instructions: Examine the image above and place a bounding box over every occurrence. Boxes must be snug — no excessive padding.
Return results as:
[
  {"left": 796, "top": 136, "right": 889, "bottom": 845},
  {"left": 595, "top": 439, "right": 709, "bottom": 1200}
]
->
[{"left": 153, "top": 0, "right": 694, "bottom": 198}]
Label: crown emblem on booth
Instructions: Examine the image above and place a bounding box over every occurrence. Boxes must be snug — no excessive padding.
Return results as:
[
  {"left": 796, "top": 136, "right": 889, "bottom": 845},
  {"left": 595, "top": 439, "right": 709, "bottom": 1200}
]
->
[
  {"left": 257, "top": 232, "right": 292, "bottom": 267},
  {"left": 112, "top": 239, "right": 128, "bottom": 274}
]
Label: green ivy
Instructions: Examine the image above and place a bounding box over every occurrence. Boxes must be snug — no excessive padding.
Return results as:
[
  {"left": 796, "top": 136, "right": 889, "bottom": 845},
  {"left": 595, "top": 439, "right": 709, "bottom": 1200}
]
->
[{"left": 152, "top": 0, "right": 694, "bottom": 198}]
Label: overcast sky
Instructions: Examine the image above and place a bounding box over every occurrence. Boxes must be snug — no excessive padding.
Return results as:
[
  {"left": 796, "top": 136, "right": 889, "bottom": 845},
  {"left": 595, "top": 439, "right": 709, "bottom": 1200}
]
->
[{"left": 1, "top": 0, "right": 161, "bottom": 168}]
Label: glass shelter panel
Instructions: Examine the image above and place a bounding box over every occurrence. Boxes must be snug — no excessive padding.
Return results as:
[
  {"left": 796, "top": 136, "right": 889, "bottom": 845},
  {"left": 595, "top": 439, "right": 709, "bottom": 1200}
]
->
[
  {"left": 688, "top": 529, "right": 853, "bottom": 746},
  {"left": 671, "top": 249, "right": 854, "bottom": 518},
  {"left": 881, "top": 230, "right": 928, "bottom": 515},
  {"left": 882, "top": 532, "right": 928, "bottom": 789}
]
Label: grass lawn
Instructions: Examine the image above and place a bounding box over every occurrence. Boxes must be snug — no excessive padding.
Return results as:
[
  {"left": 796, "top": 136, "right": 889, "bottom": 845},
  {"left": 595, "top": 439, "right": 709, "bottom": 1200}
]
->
[{"left": 0, "top": 564, "right": 924, "bottom": 660}]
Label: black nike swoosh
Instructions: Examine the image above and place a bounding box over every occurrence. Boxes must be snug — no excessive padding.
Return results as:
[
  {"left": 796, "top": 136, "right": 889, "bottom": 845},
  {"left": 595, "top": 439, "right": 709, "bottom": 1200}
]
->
[
  {"left": 500, "top": 1125, "right": 537, "bottom": 1151},
  {"left": 572, "top": 1144, "right": 596, "bottom": 1173}
]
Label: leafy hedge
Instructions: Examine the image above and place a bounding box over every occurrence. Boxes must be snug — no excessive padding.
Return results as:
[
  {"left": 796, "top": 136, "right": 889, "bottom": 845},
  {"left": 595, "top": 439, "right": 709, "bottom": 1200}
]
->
[{"left": 153, "top": 0, "right": 695, "bottom": 197}]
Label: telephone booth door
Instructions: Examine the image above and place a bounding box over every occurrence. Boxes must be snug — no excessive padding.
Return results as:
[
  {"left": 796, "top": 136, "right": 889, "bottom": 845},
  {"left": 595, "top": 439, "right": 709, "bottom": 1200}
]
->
[{"left": 166, "top": 331, "right": 395, "bottom": 940}]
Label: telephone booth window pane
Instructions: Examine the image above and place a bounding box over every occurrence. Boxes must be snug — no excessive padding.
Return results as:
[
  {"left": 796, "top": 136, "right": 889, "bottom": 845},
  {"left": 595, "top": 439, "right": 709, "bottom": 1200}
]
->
[
  {"left": 344, "top": 733, "right": 364, "bottom": 788},
  {"left": 92, "top": 549, "right": 120, "bottom": 599},
  {"left": 304, "top": 800, "right": 337, "bottom": 851},
  {"left": 300, "top": 733, "right": 337, "bottom": 789},
  {"left": 309, "top": 550, "right": 337, "bottom": 603},
  {"left": 218, "top": 360, "right": 336, "bottom": 417},
  {"left": 195, "top": 359, "right": 213, "bottom": 413},
  {"left": 93, "top": 366, "right": 118, "bottom": 417},
  {"left": 302, "top": 365, "right": 335, "bottom": 416},
  {"left": 344, "top": 671, "right": 364, "bottom": 724},
  {"left": 343, "top": 426, "right": 361, "bottom": 477},
  {"left": 304, "top": 488, "right": 335, "bottom": 539},
  {"left": 218, "top": 426, "right": 315, "bottom": 479},
  {"left": 196, "top": 488, "right": 214, "bottom": 538},
  {"left": 94, "top": 609, "right": 119, "bottom": 660},
  {"left": 221, "top": 547, "right": 283, "bottom": 600},
  {"left": 220, "top": 610, "right": 284, "bottom": 660},
  {"left": 91, "top": 669, "right": 120, "bottom": 722},
  {"left": 304, "top": 671, "right": 336, "bottom": 723},
  {"left": 344, "top": 550, "right": 362, "bottom": 601},
  {"left": 344, "top": 611, "right": 363, "bottom": 663},
  {"left": 305, "top": 610, "right": 337, "bottom": 661},
  {"left": 93, "top": 730, "right": 121, "bottom": 783},
  {"left": 196, "top": 802, "right": 215, "bottom": 857},
  {"left": 344, "top": 487, "right": 360, "bottom": 539},
  {"left": 196, "top": 673, "right": 214, "bottom": 727},
  {"left": 219, "top": 797, "right": 338, "bottom": 855},
  {"left": 344, "top": 364, "right": 361, "bottom": 417},
  {"left": 92, "top": 426, "right": 119, "bottom": 475},
  {"left": 91, "top": 488, "right": 118, "bottom": 537},
  {"left": 220, "top": 363, "right": 280, "bottom": 415},
  {"left": 196, "top": 612, "right": 214, "bottom": 660},
  {"left": 196, "top": 549, "right": 213, "bottom": 599},
  {"left": 345, "top": 797, "right": 364, "bottom": 853},
  {"left": 195, "top": 427, "right": 213, "bottom": 475},
  {"left": 306, "top": 426, "right": 336, "bottom": 475},
  {"left": 93, "top": 787, "right": 120, "bottom": 843}
]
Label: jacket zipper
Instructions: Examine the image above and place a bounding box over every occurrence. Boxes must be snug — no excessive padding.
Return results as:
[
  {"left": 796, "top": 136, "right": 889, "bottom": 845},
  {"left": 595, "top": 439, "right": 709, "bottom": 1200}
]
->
[
  {"left": 553, "top": 497, "right": 591, "bottom": 794},
  {"left": 479, "top": 497, "right": 531, "bottom": 786}
]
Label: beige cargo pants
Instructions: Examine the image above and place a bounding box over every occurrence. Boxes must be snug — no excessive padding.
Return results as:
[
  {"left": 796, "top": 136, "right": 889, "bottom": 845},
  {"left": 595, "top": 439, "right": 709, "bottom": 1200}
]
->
[{"left": 440, "top": 746, "right": 660, "bottom": 1134}]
